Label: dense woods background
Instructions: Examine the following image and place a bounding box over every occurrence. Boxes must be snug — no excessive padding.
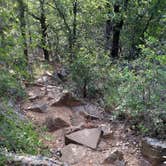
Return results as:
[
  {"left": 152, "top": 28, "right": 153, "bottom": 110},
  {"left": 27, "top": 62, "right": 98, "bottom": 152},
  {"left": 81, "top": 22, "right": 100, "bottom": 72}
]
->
[{"left": 0, "top": 0, "right": 165, "bottom": 162}]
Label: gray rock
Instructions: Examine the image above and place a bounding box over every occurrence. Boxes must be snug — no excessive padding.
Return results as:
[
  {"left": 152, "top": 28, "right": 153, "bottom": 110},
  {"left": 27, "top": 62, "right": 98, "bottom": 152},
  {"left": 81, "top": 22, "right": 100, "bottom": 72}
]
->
[
  {"left": 27, "top": 104, "right": 48, "bottom": 113},
  {"left": 72, "top": 103, "right": 104, "bottom": 120},
  {"left": 53, "top": 68, "right": 69, "bottom": 82},
  {"left": 36, "top": 76, "right": 48, "bottom": 84},
  {"left": 98, "top": 124, "right": 114, "bottom": 139},
  {"left": 65, "top": 128, "right": 102, "bottom": 149},
  {"left": 44, "top": 116, "right": 70, "bottom": 132},
  {"left": 28, "top": 91, "right": 41, "bottom": 101},
  {"left": 51, "top": 91, "right": 83, "bottom": 107},
  {"left": 60, "top": 144, "right": 87, "bottom": 164},
  {"left": 2, "top": 151, "right": 63, "bottom": 166},
  {"left": 141, "top": 137, "right": 166, "bottom": 166}
]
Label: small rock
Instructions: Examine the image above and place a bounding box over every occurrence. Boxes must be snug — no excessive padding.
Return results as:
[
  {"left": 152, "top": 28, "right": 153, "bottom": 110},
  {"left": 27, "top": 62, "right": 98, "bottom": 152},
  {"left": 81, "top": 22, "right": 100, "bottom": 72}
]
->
[
  {"left": 103, "top": 150, "right": 124, "bottom": 163},
  {"left": 72, "top": 103, "right": 104, "bottom": 120},
  {"left": 40, "top": 87, "right": 46, "bottom": 91},
  {"left": 44, "top": 116, "right": 70, "bottom": 132},
  {"left": 103, "top": 150, "right": 125, "bottom": 165},
  {"left": 36, "top": 76, "right": 48, "bottom": 84},
  {"left": 27, "top": 104, "right": 47, "bottom": 113},
  {"left": 44, "top": 71, "right": 53, "bottom": 77},
  {"left": 28, "top": 92, "right": 41, "bottom": 101},
  {"left": 60, "top": 144, "right": 87, "bottom": 164},
  {"left": 53, "top": 68, "right": 69, "bottom": 82},
  {"left": 65, "top": 128, "right": 102, "bottom": 149},
  {"left": 28, "top": 95, "right": 38, "bottom": 101},
  {"left": 141, "top": 137, "right": 166, "bottom": 166},
  {"left": 98, "top": 124, "right": 114, "bottom": 139},
  {"left": 51, "top": 91, "right": 83, "bottom": 107}
]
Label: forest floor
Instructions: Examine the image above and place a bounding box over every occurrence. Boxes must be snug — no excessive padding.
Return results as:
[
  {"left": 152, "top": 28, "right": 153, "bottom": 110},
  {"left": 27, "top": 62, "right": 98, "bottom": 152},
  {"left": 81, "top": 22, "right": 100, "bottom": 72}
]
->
[{"left": 20, "top": 72, "right": 151, "bottom": 166}]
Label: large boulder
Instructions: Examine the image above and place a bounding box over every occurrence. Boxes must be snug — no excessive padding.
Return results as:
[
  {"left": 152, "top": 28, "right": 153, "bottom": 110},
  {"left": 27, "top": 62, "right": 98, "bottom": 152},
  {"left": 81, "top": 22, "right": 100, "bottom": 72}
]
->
[
  {"left": 44, "top": 116, "right": 70, "bottom": 132},
  {"left": 141, "top": 137, "right": 166, "bottom": 166},
  {"left": 65, "top": 128, "right": 102, "bottom": 149}
]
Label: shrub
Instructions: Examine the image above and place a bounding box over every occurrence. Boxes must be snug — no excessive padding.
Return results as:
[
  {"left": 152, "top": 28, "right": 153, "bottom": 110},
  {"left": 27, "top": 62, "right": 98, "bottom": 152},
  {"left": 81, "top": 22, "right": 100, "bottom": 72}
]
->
[
  {"left": 0, "top": 102, "right": 43, "bottom": 155},
  {"left": 70, "top": 49, "right": 100, "bottom": 98},
  {"left": 104, "top": 56, "right": 166, "bottom": 139},
  {"left": 0, "top": 70, "right": 25, "bottom": 100}
]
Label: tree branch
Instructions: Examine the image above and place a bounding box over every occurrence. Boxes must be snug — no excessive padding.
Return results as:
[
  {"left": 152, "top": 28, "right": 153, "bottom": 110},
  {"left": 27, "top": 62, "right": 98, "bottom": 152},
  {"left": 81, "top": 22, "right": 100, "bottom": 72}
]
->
[{"left": 47, "top": 2, "right": 71, "bottom": 34}]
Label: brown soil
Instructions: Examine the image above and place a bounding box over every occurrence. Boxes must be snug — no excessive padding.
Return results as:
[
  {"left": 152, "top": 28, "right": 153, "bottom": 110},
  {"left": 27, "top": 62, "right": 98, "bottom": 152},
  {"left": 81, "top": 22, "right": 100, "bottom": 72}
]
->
[{"left": 21, "top": 77, "right": 151, "bottom": 166}]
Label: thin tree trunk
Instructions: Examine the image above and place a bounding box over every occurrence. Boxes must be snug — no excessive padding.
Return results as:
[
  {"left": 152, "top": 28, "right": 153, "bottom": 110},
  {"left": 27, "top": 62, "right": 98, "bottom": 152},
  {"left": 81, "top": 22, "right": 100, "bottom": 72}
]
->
[
  {"left": 111, "top": 4, "right": 123, "bottom": 58},
  {"left": 70, "top": 0, "right": 78, "bottom": 60},
  {"left": 50, "top": 1, "right": 78, "bottom": 61},
  {"left": 105, "top": 19, "right": 112, "bottom": 50},
  {"left": 105, "top": 2, "right": 112, "bottom": 50},
  {"left": 40, "top": 0, "right": 49, "bottom": 61},
  {"left": 110, "top": 0, "right": 129, "bottom": 58},
  {"left": 17, "top": 0, "right": 28, "bottom": 61},
  {"left": 73, "top": 0, "right": 77, "bottom": 46}
]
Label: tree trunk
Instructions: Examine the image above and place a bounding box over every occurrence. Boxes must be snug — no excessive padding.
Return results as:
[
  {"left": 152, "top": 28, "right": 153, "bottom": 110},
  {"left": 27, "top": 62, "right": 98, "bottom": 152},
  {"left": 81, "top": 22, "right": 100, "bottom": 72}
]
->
[
  {"left": 105, "top": 19, "right": 112, "bottom": 50},
  {"left": 70, "top": 0, "right": 78, "bottom": 60},
  {"left": 17, "top": 0, "right": 28, "bottom": 61},
  {"left": 40, "top": 0, "right": 49, "bottom": 61},
  {"left": 105, "top": 2, "right": 112, "bottom": 50},
  {"left": 73, "top": 0, "right": 77, "bottom": 44},
  {"left": 110, "top": 0, "right": 129, "bottom": 58},
  {"left": 110, "top": 4, "right": 123, "bottom": 58}
]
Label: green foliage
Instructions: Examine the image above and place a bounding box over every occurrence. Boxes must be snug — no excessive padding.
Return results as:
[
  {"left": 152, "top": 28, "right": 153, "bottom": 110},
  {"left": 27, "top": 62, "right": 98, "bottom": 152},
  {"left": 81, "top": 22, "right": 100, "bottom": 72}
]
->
[
  {"left": 0, "top": 70, "right": 25, "bottom": 100},
  {"left": 70, "top": 49, "right": 99, "bottom": 97},
  {"left": 104, "top": 55, "right": 166, "bottom": 138},
  {"left": 0, "top": 102, "right": 42, "bottom": 155},
  {"left": 0, "top": 153, "right": 7, "bottom": 165}
]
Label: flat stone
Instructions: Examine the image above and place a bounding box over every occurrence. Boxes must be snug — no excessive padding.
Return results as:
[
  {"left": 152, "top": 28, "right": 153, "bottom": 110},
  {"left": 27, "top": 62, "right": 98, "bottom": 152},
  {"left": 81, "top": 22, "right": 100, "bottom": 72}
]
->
[
  {"left": 60, "top": 144, "right": 87, "bottom": 164},
  {"left": 65, "top": 128, "right": 102, "bottom": 149},
  {"left": 27, "top": 104, "right": 47, "bottom": 113},
  {"left": 44, "top": 117, "right": 70, "bottom": 132},
  {"left": 51, "top": 91, "right": 83, "bottom": 107},
  {"left": 141, "top": 137, "right": 166, "bottom": 166}
]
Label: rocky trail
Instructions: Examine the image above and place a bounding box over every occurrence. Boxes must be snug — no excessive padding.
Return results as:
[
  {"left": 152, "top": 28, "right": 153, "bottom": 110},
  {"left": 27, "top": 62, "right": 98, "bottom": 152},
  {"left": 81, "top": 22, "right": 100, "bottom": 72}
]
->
[{"left": 9, "top": 73, "right": 165, "bottom": 166}]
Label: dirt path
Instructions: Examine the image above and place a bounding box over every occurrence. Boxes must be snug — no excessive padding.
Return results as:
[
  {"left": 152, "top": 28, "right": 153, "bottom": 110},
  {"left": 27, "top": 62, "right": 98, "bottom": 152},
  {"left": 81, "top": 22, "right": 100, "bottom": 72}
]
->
[{"left": 21, "top": 76, "right": 150, "bottom": 166}]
